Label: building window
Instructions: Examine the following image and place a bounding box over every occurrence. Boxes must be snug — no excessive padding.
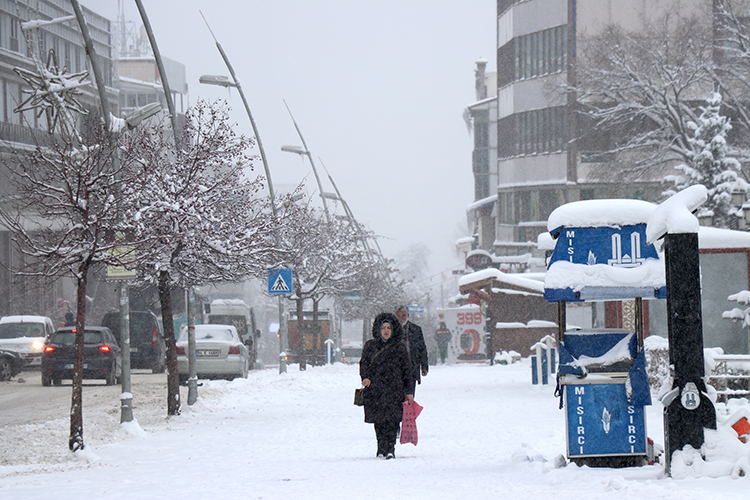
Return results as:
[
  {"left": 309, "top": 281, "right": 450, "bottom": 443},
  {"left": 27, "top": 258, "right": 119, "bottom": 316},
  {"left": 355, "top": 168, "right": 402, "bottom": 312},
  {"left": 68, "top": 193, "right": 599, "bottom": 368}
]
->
[
  {"left": 0, "top": 79, "right": 5, "bottom": 122},
  {"left": 498, "top": 1, "right": 531, "bottom": 17},
  {"left": 10, "top": 17, "right": 20, "bottom": 52},
  {"left": 6, "top": 82, "right": 21, "bottom": 125},
  {"left": 498, "top": 106, "right": 567, "bottom": 159},
  {"left": 498, "top": 25, "right": 567, "bottom": 88}
]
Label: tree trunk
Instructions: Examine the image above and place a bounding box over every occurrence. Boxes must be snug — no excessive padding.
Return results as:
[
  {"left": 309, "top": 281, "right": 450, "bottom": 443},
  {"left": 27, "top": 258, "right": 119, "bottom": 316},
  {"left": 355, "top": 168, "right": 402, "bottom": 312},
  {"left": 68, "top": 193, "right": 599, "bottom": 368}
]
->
[
  {"left": 69, "top": 261, "right": 89, "bottom": 452},
  {"left": 297, "top": 298, "right": 306, "bottom": 371},
  {"left": 159, "top": 270, "right": 181, "bottom": 416},
  {"left": 312, "top": 299, "right": 320, "bottom": 366}
]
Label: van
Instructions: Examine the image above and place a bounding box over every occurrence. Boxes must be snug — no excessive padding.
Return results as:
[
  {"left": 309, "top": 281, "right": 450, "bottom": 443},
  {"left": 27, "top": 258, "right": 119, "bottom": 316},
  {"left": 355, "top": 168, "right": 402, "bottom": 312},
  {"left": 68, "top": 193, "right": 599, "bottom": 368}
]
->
[
  {"left": 0, "top": 315, "right": 55, "bottom": 369},
  {"left": 101, "top": 311, "right": 166, "bottom": 373}
]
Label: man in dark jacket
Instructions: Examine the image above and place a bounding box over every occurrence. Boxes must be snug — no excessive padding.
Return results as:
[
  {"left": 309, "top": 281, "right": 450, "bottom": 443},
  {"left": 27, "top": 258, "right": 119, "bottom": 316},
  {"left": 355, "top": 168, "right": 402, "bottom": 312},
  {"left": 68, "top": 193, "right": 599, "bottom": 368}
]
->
[
  {"left": 395, "top": 305, "right": 429, "bottom": 395},
  {"left": 360, "top": 313, "right": 414, "bottom": 459}
]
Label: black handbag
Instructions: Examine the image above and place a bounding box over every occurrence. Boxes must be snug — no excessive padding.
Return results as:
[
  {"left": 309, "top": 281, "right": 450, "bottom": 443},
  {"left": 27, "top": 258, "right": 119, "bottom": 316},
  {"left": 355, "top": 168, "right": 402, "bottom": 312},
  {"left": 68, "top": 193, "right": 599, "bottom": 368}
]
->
[{"left": 354, "top": 387, "right": 365, "bottom": 406}]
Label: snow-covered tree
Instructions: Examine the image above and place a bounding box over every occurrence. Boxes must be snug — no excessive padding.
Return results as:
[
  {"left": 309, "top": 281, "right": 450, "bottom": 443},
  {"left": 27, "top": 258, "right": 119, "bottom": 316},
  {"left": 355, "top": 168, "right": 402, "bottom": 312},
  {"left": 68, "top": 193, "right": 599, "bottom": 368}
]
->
[
  {"left": 121, "top": 100, "right": 292, "bottom": 414},
  {"left": 574, "top": 14, "right": 714, "bottom": 181},
  {"left": 722, "top": 289, "right": 750, "bottom": 353},
  {"left": 665, "top": 92, "right": 749, "bottom": 227},
  {"left": 0, "top": 115, "right": 149, "bottom": 451},
  {"left": 277, "top": 204, "right": 383, "bottom": 368}
]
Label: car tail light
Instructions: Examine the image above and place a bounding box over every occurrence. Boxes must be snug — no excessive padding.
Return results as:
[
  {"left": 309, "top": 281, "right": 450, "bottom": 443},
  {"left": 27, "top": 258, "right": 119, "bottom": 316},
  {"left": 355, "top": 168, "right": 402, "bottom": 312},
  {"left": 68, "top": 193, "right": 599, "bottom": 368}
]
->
[
  {"left": 44, "top": 345, "right": 55, "bottom": 353},
  {"left": 176, "top": 345, "right": 185, "bottom": 355},
  {"left": 228, "top": 345, "right": 241, "bottom": 355},
  {"left": 152, "top": 329, "right": 158, "bottom": 346},
  {"left": 99, "top": 345, "right": 111, "bottom": 353}
]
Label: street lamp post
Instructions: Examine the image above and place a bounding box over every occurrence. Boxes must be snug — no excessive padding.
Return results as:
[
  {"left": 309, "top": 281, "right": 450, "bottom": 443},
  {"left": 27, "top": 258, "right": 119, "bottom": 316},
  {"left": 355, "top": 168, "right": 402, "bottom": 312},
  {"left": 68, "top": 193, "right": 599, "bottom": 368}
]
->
[
  {"left": 71, "top": 0, "right": 165, "bottom": 423},
  {"left": 281, "top": 102, "right": 330, "bottom": 221},
  {"left": 199, "top": 13, "right": 287, "bottom": 373}
]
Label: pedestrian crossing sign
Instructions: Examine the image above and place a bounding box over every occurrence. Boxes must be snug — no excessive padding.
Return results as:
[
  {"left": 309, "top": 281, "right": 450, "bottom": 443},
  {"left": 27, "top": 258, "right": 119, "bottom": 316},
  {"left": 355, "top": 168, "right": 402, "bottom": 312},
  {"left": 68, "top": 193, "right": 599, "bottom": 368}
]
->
[{"left": 268, "top": 268, "right": 293, "bottom": 295}]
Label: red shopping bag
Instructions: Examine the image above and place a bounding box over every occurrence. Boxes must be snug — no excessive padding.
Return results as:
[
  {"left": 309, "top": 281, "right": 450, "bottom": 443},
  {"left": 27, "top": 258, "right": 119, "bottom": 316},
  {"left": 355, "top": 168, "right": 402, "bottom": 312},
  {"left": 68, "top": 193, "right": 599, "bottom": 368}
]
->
[{"left": 400, "top": 401, "right": 423, "bottom": 445}]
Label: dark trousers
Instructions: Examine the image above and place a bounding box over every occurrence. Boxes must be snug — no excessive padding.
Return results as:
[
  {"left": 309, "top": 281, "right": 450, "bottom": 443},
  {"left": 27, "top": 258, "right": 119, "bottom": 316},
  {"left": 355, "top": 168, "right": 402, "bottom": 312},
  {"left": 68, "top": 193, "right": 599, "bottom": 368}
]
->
[
  {"left": 374, "top": 421, "right": 400, "bottom": 456},
  {"left": 437, "top": 345, "right": 448, "bottom": 363}
]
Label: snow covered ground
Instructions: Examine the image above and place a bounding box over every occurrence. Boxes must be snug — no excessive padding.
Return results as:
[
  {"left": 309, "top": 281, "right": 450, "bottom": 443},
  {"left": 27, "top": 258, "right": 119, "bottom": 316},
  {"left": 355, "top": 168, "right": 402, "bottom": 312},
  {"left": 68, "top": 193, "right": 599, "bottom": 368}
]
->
[{"left": 1, "top": 360, "right": 749, "bottom": 499}]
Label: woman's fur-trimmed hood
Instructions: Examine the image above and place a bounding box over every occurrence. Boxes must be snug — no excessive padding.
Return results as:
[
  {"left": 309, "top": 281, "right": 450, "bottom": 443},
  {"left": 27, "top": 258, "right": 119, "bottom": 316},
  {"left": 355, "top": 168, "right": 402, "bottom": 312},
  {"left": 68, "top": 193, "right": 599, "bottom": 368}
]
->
[{"left": 371, "top": 312, "right": 404, "bottom": 342}]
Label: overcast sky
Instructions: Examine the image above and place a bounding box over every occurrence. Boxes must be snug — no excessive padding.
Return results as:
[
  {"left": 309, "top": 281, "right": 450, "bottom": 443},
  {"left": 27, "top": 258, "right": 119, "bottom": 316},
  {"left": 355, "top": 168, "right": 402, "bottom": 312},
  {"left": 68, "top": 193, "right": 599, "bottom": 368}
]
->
[{"left": 80, "top": 1, "right": 495, "bottom": 277}]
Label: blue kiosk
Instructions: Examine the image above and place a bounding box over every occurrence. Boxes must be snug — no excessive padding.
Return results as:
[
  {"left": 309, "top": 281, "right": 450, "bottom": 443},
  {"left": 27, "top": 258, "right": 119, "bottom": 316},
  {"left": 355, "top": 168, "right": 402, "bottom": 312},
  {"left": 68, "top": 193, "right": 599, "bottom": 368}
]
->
[{"left": 544, "top": 199, "right": 664, "bottom": 467}]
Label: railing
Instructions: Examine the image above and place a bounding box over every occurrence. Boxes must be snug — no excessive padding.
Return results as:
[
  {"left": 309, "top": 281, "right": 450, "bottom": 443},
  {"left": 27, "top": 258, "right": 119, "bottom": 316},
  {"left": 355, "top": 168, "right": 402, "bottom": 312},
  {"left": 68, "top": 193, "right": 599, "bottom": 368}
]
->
[{"left": 707, "top": 354, "right": 750, "bottom": 402}]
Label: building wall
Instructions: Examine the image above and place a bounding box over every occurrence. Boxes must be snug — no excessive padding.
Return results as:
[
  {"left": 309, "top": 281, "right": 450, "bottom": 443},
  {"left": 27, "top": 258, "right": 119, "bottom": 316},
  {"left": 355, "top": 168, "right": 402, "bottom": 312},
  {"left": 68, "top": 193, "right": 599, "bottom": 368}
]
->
[
  {"left": 0, "top": 0, "right": 115, "bottom": 322},
  {"left": 487, "top": 0, "right": 708, "bottom": 257}
]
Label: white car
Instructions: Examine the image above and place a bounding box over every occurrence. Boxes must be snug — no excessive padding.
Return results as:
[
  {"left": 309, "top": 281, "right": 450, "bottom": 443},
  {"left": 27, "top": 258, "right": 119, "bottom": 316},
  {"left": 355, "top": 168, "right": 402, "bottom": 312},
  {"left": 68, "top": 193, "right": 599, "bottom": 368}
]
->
[
  {"left": 176, "top": 324, "right": 249, "bottom": 383},
  {"left": 0, "top": 315, "right": 56, "bottom": 369}
]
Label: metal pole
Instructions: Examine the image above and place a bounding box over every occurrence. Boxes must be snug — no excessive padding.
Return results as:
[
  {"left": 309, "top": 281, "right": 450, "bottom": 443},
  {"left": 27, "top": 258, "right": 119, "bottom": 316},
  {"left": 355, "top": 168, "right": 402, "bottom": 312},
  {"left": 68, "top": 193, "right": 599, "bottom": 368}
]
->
[
  {"left": 278, "top": 297, "right": 286, "bottom": 373},
  {"left": 662, "top": 232, "right": 716, "bottom": 473},
  {"left": 200, "top": 14, "right": 291, "bottom": 374},
  {"left": 187, "top": 289, "right": 198, "bottom": 404},
  {"left": 133, "top": 0, "right": 181, "bottom": 148},
  {"left": 283, "top": 100, "right": 330, "bottom": 220},
  {"left": 200, "top": 13, "right": 277, "bottom": 218},
  {"left": 70, "top": 1, "right": 132, "bottom": 423},
  {"left": 119, "top": 281, "right": 133, "bottom": 422},
  {"left": 69, "top": 0, "right": 111, "bottom": 130}
]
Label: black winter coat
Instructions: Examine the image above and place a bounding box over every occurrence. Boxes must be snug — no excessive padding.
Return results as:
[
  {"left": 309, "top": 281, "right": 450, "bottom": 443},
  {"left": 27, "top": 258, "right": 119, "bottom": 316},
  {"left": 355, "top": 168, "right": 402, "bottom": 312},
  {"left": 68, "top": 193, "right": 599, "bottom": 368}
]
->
[
  {"left": 360, "top": 313, "right": 414, "bottom": 424},
  {"left": 404, "top": 321, "right": 429, "bottom": 384}
]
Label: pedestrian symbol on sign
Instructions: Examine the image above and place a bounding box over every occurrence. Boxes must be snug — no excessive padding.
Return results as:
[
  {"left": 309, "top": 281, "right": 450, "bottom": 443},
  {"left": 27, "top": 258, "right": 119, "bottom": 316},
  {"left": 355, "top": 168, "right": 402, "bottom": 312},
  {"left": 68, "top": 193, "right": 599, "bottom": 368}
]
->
[
  {"left": 267, "top": 268, "right": 293, "bottom": 295},
  {"left": 271, "top": 274, "right": 289, "bottom": 292}
]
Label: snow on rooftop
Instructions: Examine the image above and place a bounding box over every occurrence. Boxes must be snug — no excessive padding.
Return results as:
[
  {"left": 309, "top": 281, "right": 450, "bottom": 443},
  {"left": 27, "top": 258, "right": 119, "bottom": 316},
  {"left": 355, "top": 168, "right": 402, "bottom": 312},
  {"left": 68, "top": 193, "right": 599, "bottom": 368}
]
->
[
  {"left": 547, "top": 199, "right": 657, "bottom": 232},
  {"left": 459, "top": 268, "right": 545, "bottom": 293},
  {"left": 699, "top": 226, "right": 750, "bottom": 250}
]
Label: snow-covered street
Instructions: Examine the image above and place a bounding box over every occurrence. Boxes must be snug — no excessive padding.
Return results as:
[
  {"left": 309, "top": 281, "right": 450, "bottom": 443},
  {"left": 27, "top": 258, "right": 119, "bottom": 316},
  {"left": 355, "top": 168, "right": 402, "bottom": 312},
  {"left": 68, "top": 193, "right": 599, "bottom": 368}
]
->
[{"left": 1, "top": 361, "right": 749, "bottom": 499}]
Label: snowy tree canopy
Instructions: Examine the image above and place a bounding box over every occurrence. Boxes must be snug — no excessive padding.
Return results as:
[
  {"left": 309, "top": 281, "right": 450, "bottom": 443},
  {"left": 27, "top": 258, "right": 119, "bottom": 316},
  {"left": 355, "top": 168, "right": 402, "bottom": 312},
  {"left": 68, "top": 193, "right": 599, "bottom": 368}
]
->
[
  {"left": 575, "top": 14, "right": 713, "bottom": 180},
  {"left": 120, "top": 100, "right": 288, "bottom": 289},
  {"left": 665, "top": 93, "right": 749, "bottom": 227}
]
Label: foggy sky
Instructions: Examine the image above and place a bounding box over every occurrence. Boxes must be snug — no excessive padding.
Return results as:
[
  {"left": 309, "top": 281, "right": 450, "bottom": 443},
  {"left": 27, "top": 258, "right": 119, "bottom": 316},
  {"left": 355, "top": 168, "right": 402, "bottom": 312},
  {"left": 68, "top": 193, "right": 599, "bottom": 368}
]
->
[{"left": 81, "top": 0, "right": 495, "bottom": 278}]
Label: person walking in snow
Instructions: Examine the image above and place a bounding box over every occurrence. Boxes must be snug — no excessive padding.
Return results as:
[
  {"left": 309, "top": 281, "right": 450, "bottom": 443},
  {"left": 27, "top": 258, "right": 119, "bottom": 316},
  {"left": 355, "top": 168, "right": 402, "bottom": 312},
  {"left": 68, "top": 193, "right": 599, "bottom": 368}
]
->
[
  {"left": 434, "top": 314, "right": 452, "bottom": 364},
  {"left": 395, "top": 305, "right": 429, "bottom": 395},
  {"left": 360, "top": 312, "right": 414, "bottom": 459}
]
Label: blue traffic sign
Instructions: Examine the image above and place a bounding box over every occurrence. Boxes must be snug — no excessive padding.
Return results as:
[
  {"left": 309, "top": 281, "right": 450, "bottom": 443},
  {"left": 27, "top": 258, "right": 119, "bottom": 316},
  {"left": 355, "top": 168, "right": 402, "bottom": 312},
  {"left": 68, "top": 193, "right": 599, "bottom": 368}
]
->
[{"left": 268, "top": 268, "right": 293, "bottom": 295}]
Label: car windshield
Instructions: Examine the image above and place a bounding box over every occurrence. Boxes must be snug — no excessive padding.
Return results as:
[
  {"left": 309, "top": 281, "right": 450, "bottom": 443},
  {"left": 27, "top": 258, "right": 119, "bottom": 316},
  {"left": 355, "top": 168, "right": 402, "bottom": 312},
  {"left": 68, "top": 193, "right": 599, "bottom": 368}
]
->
[
  {"left": 52, "top": 331, "right": 103, "bottom": 345},
  {"left": 179, "top": 328, "right": 234, "bottom": 342},
  {"left": 0, "top": 323, "right": 45, "bottom": 339}
]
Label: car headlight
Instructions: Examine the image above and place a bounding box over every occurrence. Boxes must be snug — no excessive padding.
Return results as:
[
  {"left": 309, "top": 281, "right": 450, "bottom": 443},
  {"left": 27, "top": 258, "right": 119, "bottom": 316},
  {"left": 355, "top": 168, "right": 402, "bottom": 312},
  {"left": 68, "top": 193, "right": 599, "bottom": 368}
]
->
[{"left": 32, "top": 341, "right": 45, "bottom": 352}]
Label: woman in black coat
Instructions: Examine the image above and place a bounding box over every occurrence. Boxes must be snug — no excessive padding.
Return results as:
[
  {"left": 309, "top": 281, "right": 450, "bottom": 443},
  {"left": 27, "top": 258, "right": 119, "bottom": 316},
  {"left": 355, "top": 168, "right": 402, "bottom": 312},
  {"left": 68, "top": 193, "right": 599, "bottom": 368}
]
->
[{"left": 360, "top": 312, "right": 414, "bottom": 459}]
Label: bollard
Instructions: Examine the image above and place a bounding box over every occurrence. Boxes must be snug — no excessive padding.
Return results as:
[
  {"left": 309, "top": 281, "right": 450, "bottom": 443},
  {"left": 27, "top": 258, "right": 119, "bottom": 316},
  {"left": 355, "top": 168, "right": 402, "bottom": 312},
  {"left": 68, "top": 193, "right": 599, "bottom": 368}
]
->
[
  {"left": 324, "top": 338, "right": 334, "bottom": 365},
  {"left": 530, "top": 336, "right": 556, "bottom": 385},
  {"left": 279, "top": 351, "right": 287, "bottom": 374}
]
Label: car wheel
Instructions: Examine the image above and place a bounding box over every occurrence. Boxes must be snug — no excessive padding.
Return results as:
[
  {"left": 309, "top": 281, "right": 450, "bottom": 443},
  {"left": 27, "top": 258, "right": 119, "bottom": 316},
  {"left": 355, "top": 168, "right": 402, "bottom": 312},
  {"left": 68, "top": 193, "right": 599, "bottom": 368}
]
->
[
  {"left": 53, "top": 377, "right": 62, "bottom": 386},
  {"left": 152, "top": 360, "right": 165, "bottom": 374},
  {"left": 0, "top": 358, "right": 13, "bottom": 381},
  {"left": 41, "top": 373, "right": 51, "bottom": 386}
]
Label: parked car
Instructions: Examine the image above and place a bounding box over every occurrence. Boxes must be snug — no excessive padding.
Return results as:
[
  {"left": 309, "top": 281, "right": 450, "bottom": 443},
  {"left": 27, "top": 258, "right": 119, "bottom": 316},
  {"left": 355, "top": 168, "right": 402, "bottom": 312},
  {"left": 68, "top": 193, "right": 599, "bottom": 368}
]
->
[
  {"left": 0, "top": 315, "right": 56, "bottom": 370},
  {"left": 176, "top": 324, "right": 249, "bottom": 383},
  {"left": 340, "top": 342, "right": 363, "bottom": 365},
  {"left": 0, "top": 348, "right": 24, "bottom": 381},
  {"left": 41, "top": 326, "right": 121, "bottom": 386},
  {"left": 101, "top": 310, "right": 166, "bottom": 373}
]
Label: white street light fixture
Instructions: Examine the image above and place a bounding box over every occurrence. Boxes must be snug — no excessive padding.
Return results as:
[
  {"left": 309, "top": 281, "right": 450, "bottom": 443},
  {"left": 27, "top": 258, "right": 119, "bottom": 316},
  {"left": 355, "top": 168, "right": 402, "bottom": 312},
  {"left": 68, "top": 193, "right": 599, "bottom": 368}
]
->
[
  {"left": 281, "top": 145, "right": 308, "bottom": 156},
  {"left": 125, "top": 102, "right": 162, "bottom": 129},
  {"left": 199, "top": 74, "right": 237, "bottom": 88}
]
